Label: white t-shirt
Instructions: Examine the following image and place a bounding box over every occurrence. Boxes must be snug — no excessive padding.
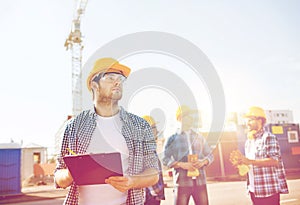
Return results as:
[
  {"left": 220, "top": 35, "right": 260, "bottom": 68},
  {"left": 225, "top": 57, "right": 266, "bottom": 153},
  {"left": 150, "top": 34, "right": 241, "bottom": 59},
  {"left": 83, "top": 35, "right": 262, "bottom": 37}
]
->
[
  {"left": 245, "top": 139, "right": 256, "bottom": 193},
  {"left": 79, "top": 112, "right": 129, "bottom": 205}
]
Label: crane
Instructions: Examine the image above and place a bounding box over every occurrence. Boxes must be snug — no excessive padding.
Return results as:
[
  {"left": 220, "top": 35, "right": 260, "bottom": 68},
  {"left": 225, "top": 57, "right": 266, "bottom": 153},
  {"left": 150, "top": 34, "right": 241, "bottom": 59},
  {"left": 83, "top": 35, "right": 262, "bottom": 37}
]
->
[
  {"left": 64, "top": 0, "right": 88, "bottom": 116},
  {"left": 53, "top": 0, "right": 88, "bottom": 158}
]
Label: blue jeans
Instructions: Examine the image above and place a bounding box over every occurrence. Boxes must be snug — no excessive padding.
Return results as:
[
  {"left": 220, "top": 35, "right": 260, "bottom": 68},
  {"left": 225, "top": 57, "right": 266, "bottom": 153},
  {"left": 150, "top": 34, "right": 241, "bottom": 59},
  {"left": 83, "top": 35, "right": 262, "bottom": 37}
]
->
[{"left": 175, "top": 184, "right": 208, "bottom": 205}]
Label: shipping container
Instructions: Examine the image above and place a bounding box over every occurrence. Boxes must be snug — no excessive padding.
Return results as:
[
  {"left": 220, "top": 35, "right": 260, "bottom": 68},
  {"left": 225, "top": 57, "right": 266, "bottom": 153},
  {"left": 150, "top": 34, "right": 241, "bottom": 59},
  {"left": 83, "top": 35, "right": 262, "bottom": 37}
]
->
[
  {"left": 265, "top": 123, "right": 300, "bottom": 171},
  {"left": 0, "top": 143, "right": 21, "bottom": 196}
]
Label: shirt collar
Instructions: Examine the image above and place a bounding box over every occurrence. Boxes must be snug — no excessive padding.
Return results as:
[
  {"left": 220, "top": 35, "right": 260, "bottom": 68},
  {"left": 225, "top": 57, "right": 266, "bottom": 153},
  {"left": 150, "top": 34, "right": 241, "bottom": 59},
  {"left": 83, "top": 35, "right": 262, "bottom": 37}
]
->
[
  {"left": 119, "top": 106, "right": 130, "bottom": 123},
  {"left": 254, "top": 128, "right": 265, "bottom": 139},
  {"left": 89, "top": 106, "right": 128, "bottom": 122},
  {"left": 183, "top": 129, "right": 197, "bottom": 137}
]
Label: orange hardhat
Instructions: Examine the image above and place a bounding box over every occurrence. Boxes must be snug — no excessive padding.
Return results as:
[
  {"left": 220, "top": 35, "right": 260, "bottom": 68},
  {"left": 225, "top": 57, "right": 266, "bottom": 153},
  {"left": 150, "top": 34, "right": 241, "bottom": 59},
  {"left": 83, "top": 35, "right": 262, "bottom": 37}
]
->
[
  {"left": 244, "top": 106, "right": 266, "bottom": 119},
  {"left": 86, "top": 57, "right": 131, "bottom": 91},
  {"left": 142, "top": 115, "right": 157, "bottom": 127},
  {"left": 176, "top": 105, "right": 198, "bottom": 121}
]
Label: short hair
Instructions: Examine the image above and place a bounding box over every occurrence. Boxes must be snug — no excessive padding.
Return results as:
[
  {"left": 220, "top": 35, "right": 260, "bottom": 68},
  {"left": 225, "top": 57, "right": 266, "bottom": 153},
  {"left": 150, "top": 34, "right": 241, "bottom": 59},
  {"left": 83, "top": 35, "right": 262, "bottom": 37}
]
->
[{"left": 92, "top": 72, "right": 104, "bottom": 83}]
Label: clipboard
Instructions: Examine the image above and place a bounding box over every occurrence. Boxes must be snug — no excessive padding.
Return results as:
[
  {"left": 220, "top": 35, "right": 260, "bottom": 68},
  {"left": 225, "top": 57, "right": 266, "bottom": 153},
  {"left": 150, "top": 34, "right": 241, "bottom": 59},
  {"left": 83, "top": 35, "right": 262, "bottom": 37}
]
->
[{"left": 63, "top": 152, "right": 123, "bottom": 185}]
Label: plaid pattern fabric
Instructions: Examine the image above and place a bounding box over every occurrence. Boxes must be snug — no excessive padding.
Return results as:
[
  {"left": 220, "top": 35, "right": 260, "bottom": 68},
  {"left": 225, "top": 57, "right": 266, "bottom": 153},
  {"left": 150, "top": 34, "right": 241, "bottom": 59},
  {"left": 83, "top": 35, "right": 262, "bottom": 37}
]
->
[
  {"left": 55, "top": 107, "right": 159, "bottom": 205},
  {"left": 163, "top": 131, "right": 213, "bottom": 187},
  {"left": 145, "top": 160, "right": 165, "bottom": 202},
  {"left": 246, "top": 129, "right": 289, "bottom": 197}
]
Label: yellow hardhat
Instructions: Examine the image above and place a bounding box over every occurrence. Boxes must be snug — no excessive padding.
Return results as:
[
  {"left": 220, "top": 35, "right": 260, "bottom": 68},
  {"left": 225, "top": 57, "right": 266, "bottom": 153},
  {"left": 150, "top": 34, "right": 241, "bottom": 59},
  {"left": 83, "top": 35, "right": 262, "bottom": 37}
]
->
[
  {"left": 142, "top": 115, "right": 157, "bottom": 127},
  {"left": 86, "top": 57, "right": 131, "bottom": 91},
  {"left": 244, "top": 106, "right": 266, "bottom": 119},
  {"left": 176, "top": 105, "right": 198, "bottom": 121}
]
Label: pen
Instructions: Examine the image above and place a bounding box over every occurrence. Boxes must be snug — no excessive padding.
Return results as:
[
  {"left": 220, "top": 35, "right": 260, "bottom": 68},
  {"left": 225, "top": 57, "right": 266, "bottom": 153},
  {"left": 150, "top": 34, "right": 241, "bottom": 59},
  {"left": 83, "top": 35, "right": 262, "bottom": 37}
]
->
[{"left": 67, "top": 148, "right": 77, "bottom": 156}]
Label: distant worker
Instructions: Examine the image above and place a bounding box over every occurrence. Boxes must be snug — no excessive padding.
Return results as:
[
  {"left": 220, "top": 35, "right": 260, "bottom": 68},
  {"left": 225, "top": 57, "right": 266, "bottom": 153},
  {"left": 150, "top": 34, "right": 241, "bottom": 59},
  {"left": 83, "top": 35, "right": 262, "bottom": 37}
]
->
[
  {"left": 142, "top": 115, "right": 165, "bottom": 205},
  {"left": 54, "top": 57, "right": 159, "bottom": 205},
  {"left": 163, "top": 105, "right": 213, "bottom": 205},
  {"left": 230, "top": 106, "right": 289, "bottom": 205}
]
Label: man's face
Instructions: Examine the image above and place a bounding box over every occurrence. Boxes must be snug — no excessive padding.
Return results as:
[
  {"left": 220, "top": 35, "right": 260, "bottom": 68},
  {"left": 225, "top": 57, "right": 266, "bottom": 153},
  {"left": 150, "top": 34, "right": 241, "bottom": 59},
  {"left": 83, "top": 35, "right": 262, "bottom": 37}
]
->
[
  {"left": 180, "top": 112, "right": 201, "bottom": 132},
  {"left": 246, "top": 117, "right": 260, "bottom": 132},
  {"left": 151, "top": 124, "right": 158, "bottom": 140},
  {"left": 94, "top": 73, "right": 126, "bottom": 101},
  {"left": 181, "top": 114, "right": 194, "bottom": 131}
]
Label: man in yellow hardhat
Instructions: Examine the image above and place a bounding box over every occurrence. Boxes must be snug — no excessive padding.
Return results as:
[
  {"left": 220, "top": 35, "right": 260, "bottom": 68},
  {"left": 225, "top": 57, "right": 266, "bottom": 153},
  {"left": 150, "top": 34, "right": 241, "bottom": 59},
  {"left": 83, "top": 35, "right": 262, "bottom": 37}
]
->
[
  {"left": 230, "top": 106, "right": 288, "bottom": 205},
  {"left": 163, "top": 105, "right": 213, "bottom": 205},
  {"left": 55, "top": 57, "right": 159, "bottom": 205},
  {"left": 143, "top": 115, "right": 159, "bottom": 140},
  {"left": 142, "top": 115, "right": 165, "bottom": 205}
]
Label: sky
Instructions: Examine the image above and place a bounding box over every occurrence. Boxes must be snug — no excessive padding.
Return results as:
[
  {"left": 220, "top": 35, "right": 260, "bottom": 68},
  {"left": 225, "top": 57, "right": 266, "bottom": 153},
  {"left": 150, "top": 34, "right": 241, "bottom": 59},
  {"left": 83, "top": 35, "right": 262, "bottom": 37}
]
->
[{"left": 0, "top": 0, "right": 299, "bottom": 155}]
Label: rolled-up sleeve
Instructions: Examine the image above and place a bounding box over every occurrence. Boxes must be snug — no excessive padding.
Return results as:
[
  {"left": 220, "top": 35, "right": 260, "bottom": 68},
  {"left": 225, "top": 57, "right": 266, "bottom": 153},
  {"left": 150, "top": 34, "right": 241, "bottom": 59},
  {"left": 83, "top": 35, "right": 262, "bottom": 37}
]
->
[
  {"left": 201, "top": 136, "right": 214, "bottom": 165},
  {"left": 55, "top": 122, "right": 72, "bottom": 171},
  {"left": 162, "top": 135, "right": 176, "bottom": 168},
  {"left": 265, "top": 134, "right": 281, "bottom": 161},
  {"left": 54, "top": 120, "right": 73, "bottom": 188},
  {"left": 143, "top": 123, "right": 159, "bottom": 172}
]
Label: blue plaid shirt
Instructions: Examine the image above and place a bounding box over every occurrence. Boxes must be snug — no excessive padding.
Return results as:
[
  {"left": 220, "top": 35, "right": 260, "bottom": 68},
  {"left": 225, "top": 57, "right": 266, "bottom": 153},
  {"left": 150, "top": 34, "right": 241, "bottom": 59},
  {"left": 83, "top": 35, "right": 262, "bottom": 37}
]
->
[
  {"left": 163, "top": 130, "right": 213, "bottom": 187},
  {"left": 55, "top": 107, "right": 159, "bottom": 205},
  {"left": 246, "top": 129, "right": 289, "bottom": 197}
]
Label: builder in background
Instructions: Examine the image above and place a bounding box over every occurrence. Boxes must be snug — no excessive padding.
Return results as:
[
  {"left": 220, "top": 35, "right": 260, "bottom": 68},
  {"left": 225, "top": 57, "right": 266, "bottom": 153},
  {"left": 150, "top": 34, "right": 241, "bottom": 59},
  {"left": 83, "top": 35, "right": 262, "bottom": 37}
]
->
[
  {"left": 230, "top": 106, "right": 289, "bottom": 205},
  {"left": 142, "top": 115, "right": 165, "bottom": 205},
  {"left": 163, "top": 105, "right": 213, "bottom": 205}
]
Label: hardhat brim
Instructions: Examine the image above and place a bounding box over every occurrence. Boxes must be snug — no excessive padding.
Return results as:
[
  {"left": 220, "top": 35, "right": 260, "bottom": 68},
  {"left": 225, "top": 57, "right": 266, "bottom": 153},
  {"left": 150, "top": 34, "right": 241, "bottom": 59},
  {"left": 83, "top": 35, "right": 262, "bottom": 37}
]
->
[{"left": 86, "top": 58, "right": 131, "bottom": 91}]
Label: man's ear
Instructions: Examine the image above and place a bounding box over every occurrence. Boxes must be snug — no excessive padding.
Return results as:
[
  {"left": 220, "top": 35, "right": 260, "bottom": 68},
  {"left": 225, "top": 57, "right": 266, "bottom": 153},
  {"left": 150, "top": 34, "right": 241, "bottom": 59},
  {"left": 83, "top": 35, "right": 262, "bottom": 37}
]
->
[
  {"left": 258, "top": 118, "right": 264, "bottom": 127},
  {"left": 91, "top": 81, "right": 99, "bottom": 91}
]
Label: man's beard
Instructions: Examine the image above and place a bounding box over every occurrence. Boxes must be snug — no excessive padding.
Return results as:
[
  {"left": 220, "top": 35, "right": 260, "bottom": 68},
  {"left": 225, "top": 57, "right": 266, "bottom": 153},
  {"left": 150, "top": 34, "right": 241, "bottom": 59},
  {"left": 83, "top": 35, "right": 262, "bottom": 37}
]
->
[
  {"left": 98, "top": 91, "right": 122, "bottom": 103},
  {"left": 97, "top": 83, "right": 123, "bottom": 102}
]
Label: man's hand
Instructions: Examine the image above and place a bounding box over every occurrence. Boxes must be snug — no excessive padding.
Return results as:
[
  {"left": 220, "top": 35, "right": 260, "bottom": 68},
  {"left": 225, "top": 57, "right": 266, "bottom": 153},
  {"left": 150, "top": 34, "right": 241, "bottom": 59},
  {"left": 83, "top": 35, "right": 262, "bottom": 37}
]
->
[
  {"left": 230, "top": 150, "right": 251, "bottom": 166},
  {"left": 55, "top": 169, "right": 73, "bottom": 188},
  {"left": 229, "top": 150, "right": 250, "bottom": 176},
  {"left": 105, "top": 176, "right": 134, "bottom": 193},
  {"left": 177, "top": 162, "right": 197, "bottom": 171},
  {"left": 105, "top": 168, "right": 159, "bottom": 192},
  {"left": 192, "top": 159, "right": 208, "bottom": 169}
]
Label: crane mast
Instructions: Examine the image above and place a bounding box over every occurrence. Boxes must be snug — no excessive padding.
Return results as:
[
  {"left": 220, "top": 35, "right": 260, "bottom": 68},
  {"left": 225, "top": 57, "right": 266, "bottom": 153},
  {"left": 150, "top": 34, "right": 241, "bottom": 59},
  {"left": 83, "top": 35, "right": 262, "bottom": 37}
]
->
[
  {"left": 64, "top": 0, "right": 88, "bottom": 116},
  {"left": 54, "top": 0, "right": 88, "bottom": 160}
]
